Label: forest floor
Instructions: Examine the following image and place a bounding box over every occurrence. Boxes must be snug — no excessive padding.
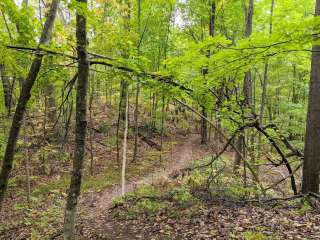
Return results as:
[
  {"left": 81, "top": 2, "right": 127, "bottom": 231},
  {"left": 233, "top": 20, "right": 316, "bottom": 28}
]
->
[
  {"left": 73, "top": 136, "right": 320, "bottom": 240},
  {"left": 1, "top": 104, "right": 320, "bottom": 240},
  {"left": 77, "top": 133, "right": 210, "bottom": 238}
]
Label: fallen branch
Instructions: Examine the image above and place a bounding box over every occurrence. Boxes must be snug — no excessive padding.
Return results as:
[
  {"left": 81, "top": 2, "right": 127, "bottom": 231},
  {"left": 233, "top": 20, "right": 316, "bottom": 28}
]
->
[{"left": 138, "top": 132, "right": 162, "bottom": 151}]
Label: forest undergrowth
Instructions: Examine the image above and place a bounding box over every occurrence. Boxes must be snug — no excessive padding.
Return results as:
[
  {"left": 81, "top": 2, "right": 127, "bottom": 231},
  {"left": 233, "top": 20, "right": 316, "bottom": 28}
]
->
[
  {"left": 94, "top": 158, "right": 320, "bottom": 240},
  {"left": 0, "top": 102, "right": 201, "bottom": 239}
]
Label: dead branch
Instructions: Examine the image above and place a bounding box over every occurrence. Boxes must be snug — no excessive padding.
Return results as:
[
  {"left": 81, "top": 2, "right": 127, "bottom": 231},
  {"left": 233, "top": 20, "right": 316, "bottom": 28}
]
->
[
  {"left": 262, "top": 123, "right": 303, "bottom": 160},
  {"left": 138, "top": 132, "right": 162, "bottom": 151},
  {"left": 254, "top": 123, "right": 298, "bottom": 195}
]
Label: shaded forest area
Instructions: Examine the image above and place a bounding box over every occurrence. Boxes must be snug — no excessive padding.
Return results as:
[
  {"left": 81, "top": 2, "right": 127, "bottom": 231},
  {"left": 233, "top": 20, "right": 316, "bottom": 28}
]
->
[{"left": 1, "top": 0, "right": 320, "bottom": 239}]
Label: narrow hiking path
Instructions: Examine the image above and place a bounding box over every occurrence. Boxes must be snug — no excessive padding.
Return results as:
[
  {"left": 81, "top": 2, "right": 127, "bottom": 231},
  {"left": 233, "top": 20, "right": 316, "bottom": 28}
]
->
[{"left": 78, "top": 133, "right": 211, "bottom": 238}]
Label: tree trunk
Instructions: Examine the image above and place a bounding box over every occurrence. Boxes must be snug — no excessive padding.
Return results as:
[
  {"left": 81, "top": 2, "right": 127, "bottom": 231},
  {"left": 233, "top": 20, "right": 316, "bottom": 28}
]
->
[
  {"left": 63, "top": 0, "right": 89, "bottom": 238},
  {"left": 44, "top": 83, "right": 57, "bottom": 121},
  {"left": 234, "top": 0, "right": 254, "bottom": 170},
  {"left": 133, "top": 0, "right": 141, "bottom": 162},
  {"left": 119, "top": 79, "right": 128, "bottom": 121},
  {"left": 121, "top": 91, "right": 129, "bottom": 195},
  {"left": 0, "top": 64, "right": 12, "bottom": 114},
  {"left": 0, "top": 0, "right": 59, "bottom": 210},
  {"left": 302, "top": 0, "right": 320, "bottom": 194},
  {"left": 257, "top": 0, "right": 274, "bottom": 162},
  {"left": 200, "top": 106, "right": 208, "bottom": 144},
  {"left": 243, "top": 0, "right": 254, "bottom": 105},
  {"left": 132, "top": 80, "right": 140, "bottom": 163},
  {"left": 200, "top": 1, "right": 216, "bottom": 145}
]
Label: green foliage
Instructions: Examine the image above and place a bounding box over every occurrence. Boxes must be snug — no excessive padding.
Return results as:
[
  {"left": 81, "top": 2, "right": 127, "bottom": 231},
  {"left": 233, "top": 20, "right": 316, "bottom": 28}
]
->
[
  {"left": 136, "top": 199, "right": 168, "bottom": 214},
  {"left": 296, "top": 200, "right": 312, "bottom": 215},
  {"left": 98, "top": 122, "right": 110, "bottom": 133},
  {"left": 170, "top": 186, "right": 196, "bottom": 205},
  {"left": 242, "top": 231, "right": 268, "bottom": 240}
]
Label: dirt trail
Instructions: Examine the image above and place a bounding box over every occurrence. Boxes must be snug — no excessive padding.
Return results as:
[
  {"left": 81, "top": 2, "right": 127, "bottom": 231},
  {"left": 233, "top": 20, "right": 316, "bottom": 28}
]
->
[{"left": 78, "top": 134, "right": 209, "bottom": 223}]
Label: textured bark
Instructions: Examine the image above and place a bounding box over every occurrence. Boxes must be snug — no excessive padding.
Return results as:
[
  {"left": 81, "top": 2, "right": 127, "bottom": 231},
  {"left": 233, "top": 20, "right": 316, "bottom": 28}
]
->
[
  {"left": 302, "top": 0, "right": 320, "bottom": 194},
  {"left": 119, "top": 79, "right": 129, "bottom": 121},
  {"left": 0, "top": 0, "right": 59, "bottom": 210},
  {"left": 209, "top": 1, "right": 216, "bottom": 38},
  {"left": 244, "top": 0, "right": 254, "bottom": 38},
  {"left": 63, "top": 0, "right": 89, "bottom": 238},
  {"left": 0, "top": 64, "right": 11, "bottom": 111}
]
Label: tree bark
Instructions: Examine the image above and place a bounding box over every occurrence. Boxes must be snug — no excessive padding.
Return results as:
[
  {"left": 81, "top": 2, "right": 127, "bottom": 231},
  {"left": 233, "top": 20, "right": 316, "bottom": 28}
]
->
[
  {"left": 302, "top": 0, "right": 320, "bottom": 194},
  {"left": 0, "top": 0, "right": 59, "bottom": 210},
  {"left": 121, "top": 91, "right": 129, "bottom": 195},
  {"left": 63, "top": 0, "right": 89, "bottom": 238},
  {"left": 0, "top": 64, "right": 12, "bottom": 113}
]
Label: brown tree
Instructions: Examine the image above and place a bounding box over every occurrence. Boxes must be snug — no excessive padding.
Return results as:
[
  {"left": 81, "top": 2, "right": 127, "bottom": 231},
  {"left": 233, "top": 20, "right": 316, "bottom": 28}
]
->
[
  {"left": 302, "top": 0, "right": 320, "bottom": 194},
  {"left": 63, "top": 0, "right": 89, "bottom": 238}
]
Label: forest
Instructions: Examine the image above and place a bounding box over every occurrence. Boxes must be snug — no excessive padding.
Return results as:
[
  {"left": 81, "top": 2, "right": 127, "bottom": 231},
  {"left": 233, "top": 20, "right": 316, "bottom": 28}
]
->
[{"left": 0, "top": 0, "right": 320, "bottom": 239}]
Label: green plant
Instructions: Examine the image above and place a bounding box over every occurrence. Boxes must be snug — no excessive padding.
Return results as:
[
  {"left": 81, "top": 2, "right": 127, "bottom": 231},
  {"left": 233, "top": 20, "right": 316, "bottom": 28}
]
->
[
  {"left": 170, "top": 187, "right": 196, "bottom": 205},
  {"left": 242, "top": 231, "right": 268, "bottom": 240}
]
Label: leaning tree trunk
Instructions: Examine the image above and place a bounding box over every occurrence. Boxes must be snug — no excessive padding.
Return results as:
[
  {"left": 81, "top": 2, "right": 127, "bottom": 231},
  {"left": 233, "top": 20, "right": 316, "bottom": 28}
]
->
[
  {"left": 0, "top": 0, "right": 59, "bottom": 210},
  {"left": 302, "top": 0, "right": 320, "bottom": 194},
  {"left": 63, "top": 0, "right": 89, "bottom": 238}
]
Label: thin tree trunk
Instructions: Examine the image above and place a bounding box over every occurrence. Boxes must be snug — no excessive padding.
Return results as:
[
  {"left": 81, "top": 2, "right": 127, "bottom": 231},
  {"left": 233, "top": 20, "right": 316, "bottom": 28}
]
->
[
  {"left": 302, "top": 0, "right": 320, "bottom": 194},
  {"left": 119, "top": 79, "right": 128, "bottom": 121},
  {"left": 116, "top": 91, "right": 123, "bottom": 167},
  {"left": 89, "top": 75, "right": 94, "bottom": 176},
  {"left": 132, "top": 80, "right": 140, "bottom": 163},
  {"left": 200, "top": 106, "right": 208, "bottom": 144},
  {"left": 121, "top": 91, "right": 129, "bottom": 196},
  {"left": 132, "top": 0, "right": 141, "bottom": 163},
  {"left": 0, "top": 64, "right": 12, "bottom": 113},
  {"left": 0, "top": 0, "right": 59, "bottom": 210},
  {"left": 63, "top": 0, "right": 89, "bottom": 237},
  {"left": 44, "top": 82, "right": 56, "bottom": 121},
  {"left": 201, "top": 1, "right": 216, "bottom": 145},
  {"left": 234, "top": 0, "right": 254, "bottom": 170},
  {"left": 257, "top": 0, "right": 274, "bottom": 167},
  {"left": 160, "top": 94, "right": 165, "bottom": 160}
]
